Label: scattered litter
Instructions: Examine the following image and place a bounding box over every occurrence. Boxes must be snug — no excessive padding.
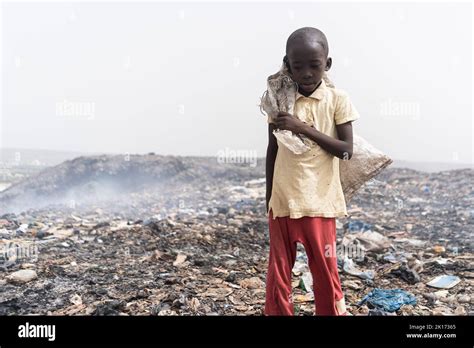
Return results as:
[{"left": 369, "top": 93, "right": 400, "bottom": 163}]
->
[
  {"left": 342, "top": 230, "right": 392, "bottom": 252},
  {"left": 16, "top": 223, "right": 29, "bottom": 235},
  {"left": 345, "top": 220, "right": 373, "bottom": 233},
  {"left": 389, "top": 265, "right": 421, "bottom": 284},
  {"left": 393, "top": 238, "right": 427, "bottom": 247},
  {"left": 173, "top": 253, "right": 187, "bottom": 267},
  {"left": 299, "top": 272, "right": 313, "bottom": 293},
  {"left": 6, "top": 269, "right": 38, "bottom": 284},
  {"left": 382, "top": 252, "right": 409, "bottom": 264},
  {"left": 358, "top": 288, "right": 417, "bottom": 312},
  {"left": 426, "top": 275, "right": 461, "bottom": 289},
  {"left": 239, "top": 277, "right": 264, "bottom": 289},
  {"left": 343, "top": 258, "right": 375, "bottom": 280},
  {"left": 293, "top": 292, "right": 314, "bottom": 303},
  {"left": 0, "top": 153, "right": 471, "bottom": 316},
  {"left": 69, "top": 294, "right": 83, "bottom": 306},
  {"left": 432, "top": 245, "right": 446, "bottom": 254}
]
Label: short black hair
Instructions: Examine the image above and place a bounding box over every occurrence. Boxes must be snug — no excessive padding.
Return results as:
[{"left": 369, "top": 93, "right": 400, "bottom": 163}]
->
[{"left": 286, "top": 27, "right": 329, "bottom": 57}]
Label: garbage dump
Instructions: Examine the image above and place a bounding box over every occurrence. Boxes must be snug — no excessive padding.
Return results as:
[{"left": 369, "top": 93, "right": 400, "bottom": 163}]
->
[{"left": 0, "top": 154, "right": 472, "bottom": 316}]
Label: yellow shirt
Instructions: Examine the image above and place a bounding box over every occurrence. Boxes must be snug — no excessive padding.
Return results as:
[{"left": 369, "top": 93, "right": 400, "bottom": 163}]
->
[{"left": 267, "top": 79, "right": 360, "bottom": 219}]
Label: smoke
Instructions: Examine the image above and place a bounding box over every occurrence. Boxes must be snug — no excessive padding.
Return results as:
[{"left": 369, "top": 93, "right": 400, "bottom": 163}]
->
[{"left": 0, "top": 154, "right": 266, "bottom": 215}]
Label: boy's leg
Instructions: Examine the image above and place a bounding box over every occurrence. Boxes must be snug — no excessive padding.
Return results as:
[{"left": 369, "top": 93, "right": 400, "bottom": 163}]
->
[
  {"left": 300, "top": 216, "right": 346, "bottom": 316},
  {"left": 264, "top": 210, "right": 299, "bottom": 316}
]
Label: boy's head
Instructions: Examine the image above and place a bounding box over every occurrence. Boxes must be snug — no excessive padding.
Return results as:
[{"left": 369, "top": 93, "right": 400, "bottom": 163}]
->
[{"left": 284, "top": 27, "right": 332, "bottom": 95}]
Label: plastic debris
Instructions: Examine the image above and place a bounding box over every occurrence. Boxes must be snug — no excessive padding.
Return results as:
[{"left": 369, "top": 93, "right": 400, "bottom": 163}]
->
[
  {"left": 434, "top": 258, "right": 452, "bottom": 266},
  {"left": 343, "top": 258, "right": 375, "bottom": 280},
  {"left": 345, "top": 220, "right": 373, "bottom": 233},
  {"left": 342, "top": 230, "right": 392, "bottom": 252},
  {"left": 382, "top": 252, "right": 409, "bottom": 264},
  {"left": 358, "top": 288, "right": 417, "bottom": 312},
  {"left": 16, "top": 223, "right": 29, "bottom": 235},
  {"left": 292, "top": 249, "right": 309, "bottom": 276},
  {"left": 299, "top": 272, "right": 313, "bottom": 293},
  {"left": 426, "top": 275, "right": 461, "bottom": 289},
  {"left": 393, "top": 238, "right": 427, "bottom": 247}
]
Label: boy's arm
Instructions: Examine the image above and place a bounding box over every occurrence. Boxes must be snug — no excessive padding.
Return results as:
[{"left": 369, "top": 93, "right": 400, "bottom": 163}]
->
[
  {"left": 300, "top": 121, "right": 354, "bottom": 160},
  {"left": 274, "top": 111, "right": 353, "bottom": 160},
  {"left": 266, "top": 123, "right": 278, "bottom": 212}
]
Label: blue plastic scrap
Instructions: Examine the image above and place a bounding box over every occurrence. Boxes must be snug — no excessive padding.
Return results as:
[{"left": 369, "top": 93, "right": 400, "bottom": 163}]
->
[
  {"left": 358, "top": 288, "right": 417, "bottom": 312},
  {"left": 345, "top": 220, "right": 373, "bottom": 233}
]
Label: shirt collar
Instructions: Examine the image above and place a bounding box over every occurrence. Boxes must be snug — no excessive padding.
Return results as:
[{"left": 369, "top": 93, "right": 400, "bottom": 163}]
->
[{"left": 296, "top": 79, "right": 327, "bottom": 101}]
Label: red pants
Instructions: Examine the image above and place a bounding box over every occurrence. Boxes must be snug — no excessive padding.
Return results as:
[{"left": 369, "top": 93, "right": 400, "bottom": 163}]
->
[{"left": 265, "top": 209, "right": 346, "bottom": 316}]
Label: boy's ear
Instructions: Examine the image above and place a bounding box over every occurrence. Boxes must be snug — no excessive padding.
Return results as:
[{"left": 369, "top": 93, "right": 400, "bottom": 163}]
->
[
  {"left": 325, "top": 57, "right": 332, "bottom": 71},
  {"left": 283, "top": 55, "right": 292, "bottom": 74}
]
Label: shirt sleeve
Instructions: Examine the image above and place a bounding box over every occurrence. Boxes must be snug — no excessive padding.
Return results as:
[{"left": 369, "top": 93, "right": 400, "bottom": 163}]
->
[{"left": 334, "top": 91, "right": 360, "bottom": 125}]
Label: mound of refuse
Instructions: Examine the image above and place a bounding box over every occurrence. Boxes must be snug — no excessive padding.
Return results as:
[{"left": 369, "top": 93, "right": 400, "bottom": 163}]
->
[{"left": 0, "top": 154, "right": 264, "bottom": 214}]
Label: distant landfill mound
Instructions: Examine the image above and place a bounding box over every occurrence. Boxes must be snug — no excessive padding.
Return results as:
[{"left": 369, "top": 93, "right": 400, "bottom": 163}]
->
[{"left": 0, "top": 154, "right": 264, "bottom": 214}]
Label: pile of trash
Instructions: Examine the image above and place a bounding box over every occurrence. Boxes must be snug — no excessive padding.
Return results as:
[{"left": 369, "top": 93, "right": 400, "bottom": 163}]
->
[{"left": 0, "top": 154, "right": 472, "bottom": 316}]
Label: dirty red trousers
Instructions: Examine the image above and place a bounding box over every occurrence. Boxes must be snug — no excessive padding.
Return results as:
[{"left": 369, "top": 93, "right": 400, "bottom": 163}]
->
[{"left": 265, "top": 209, "right": 346, "bottom": 316}]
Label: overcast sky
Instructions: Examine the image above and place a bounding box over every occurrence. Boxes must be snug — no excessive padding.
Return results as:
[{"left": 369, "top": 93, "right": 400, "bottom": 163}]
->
[{"left": 1, "top": 1, "right": 472, "bottom": 164}]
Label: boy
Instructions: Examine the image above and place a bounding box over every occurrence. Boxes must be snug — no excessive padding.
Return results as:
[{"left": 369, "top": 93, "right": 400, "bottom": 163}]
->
[{"left": 265, "top": 27, "right": 359, "bottom": 316}]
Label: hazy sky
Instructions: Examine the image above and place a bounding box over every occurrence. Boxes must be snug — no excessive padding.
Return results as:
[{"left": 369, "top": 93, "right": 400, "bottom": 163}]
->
[{"left": 1, "top": 1, "right": 472, "bottom": 164}]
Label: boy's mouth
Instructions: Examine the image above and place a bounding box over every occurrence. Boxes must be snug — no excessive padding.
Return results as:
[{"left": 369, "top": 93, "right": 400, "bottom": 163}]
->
[{"left": 299, "top": 83, "right": 317, "bottom": 91}]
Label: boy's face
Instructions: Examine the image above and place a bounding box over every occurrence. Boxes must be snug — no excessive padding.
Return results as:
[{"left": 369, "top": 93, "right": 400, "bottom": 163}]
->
[{"left": 286, "top": 41, "right": 332, "bottom": 96}]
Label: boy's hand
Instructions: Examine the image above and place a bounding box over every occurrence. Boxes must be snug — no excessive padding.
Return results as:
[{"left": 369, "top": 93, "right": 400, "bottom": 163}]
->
[{"left": 274, "top": 111, "right": 306, "bottom": 134}]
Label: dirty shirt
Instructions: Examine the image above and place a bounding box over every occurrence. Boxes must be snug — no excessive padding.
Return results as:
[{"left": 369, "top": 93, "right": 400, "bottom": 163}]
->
[{"left": 267, "top": 79, "right": 360, "bottom": 219}]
